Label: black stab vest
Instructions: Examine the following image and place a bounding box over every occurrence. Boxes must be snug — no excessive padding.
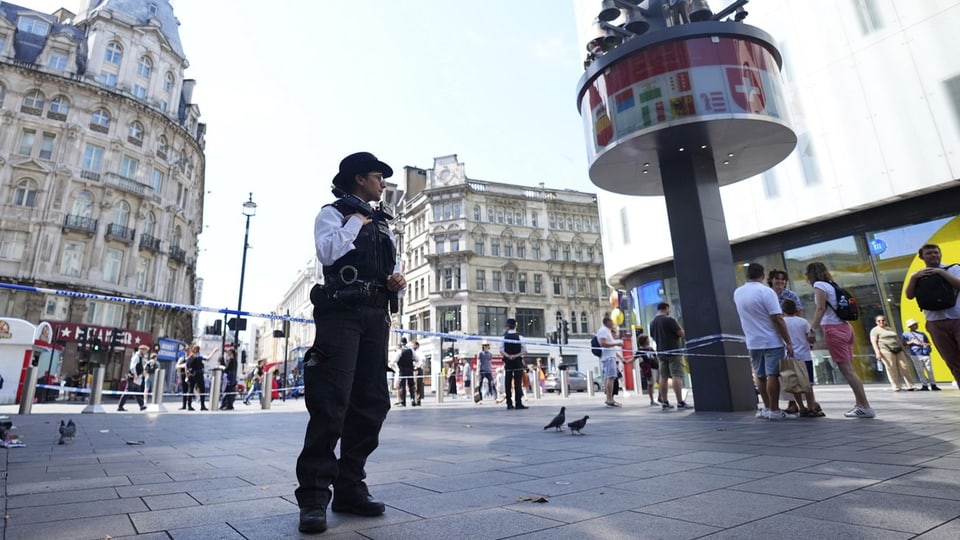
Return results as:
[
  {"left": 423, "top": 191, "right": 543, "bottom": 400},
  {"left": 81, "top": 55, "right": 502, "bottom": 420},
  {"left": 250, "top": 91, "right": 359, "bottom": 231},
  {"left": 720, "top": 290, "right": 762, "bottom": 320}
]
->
[
  {"left": 322, "top": 199, "right": 396, "bottom": 287},
  {"left": 503, "top": 331, "right": 522, "bottom": 355}
]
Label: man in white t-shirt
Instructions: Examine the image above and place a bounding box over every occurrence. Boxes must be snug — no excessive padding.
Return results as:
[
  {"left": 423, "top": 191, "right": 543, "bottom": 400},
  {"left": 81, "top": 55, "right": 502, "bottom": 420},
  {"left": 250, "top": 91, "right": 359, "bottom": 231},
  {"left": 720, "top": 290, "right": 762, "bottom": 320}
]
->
[
  {"left": 596, "top": 316, "right": 623, "bottom": 407},
  {"left": 734, "top": 263, "right": 795, "bottom": 421}
]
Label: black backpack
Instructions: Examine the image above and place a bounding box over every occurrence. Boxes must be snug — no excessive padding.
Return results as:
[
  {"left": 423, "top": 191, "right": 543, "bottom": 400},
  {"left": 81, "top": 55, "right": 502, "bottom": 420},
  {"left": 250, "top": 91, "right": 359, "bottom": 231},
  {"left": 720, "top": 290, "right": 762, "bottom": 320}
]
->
[
  {"left": 827, "top": 281, "right": 859, "bottom": 321},
  {"left": 590, "top": 335, "right": 603, "bottom": 357},
  {"left": 914, "top": 264, "right": 959, "bottom": 311},
  {"left": 145, "top": 360, "right": 158, "bottom": 375},
  {"left": 398, "top": 347, "right": 414, "bottom": 368}
]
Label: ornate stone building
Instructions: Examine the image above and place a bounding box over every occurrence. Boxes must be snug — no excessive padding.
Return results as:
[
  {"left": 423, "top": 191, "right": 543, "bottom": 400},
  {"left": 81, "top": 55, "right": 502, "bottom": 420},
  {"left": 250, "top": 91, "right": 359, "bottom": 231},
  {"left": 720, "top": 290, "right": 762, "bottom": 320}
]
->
[
  {"left": 0, "top": 0, "right": 205, "bottom": 385},
  {"left": 399, "top": 155, "right": 608, "bottom": 372}
]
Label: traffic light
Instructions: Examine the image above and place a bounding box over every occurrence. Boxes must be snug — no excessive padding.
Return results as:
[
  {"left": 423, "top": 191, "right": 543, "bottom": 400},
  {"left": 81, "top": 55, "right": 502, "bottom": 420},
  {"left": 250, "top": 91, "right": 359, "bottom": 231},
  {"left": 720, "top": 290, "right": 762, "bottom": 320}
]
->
[
  {"left": 92, "top": 338, "right": 102, "bottom": 352},
  {"left": 241, "top": 349, "right": 248, "bottom": 365},
  {"left": 78, "top": 326, "right": 88, "bottom": 348}
]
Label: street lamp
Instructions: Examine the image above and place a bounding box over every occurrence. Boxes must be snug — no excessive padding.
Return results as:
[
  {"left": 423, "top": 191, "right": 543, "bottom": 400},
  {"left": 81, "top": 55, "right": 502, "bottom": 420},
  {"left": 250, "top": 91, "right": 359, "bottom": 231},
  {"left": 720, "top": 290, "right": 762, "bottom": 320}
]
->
[{"left": 235, "top": 193, "right": 257, "bottom": 372}]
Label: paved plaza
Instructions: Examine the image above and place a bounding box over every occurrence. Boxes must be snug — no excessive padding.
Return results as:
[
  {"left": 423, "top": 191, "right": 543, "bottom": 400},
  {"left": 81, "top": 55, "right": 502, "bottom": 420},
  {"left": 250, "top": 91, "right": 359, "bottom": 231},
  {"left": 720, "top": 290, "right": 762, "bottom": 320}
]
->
[{"left": 1, "top": 384, "right": 959, "bottom": 539}]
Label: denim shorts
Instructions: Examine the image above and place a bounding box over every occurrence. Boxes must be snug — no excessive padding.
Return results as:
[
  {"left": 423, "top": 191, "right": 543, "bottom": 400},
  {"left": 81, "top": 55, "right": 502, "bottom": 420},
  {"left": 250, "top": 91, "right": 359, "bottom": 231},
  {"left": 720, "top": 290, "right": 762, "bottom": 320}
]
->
[
  {"left": 750, "top": 347, "right": 785, "bottom": 378},
  {"left": 601, "top": 358, "right": 618, "bottom": 379}
]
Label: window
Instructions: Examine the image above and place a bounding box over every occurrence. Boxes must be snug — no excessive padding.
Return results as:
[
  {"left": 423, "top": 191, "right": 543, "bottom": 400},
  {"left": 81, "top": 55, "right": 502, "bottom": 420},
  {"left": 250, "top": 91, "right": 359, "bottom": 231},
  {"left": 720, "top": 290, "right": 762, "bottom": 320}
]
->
[
  {"left": 91, "top": 109, "right": 110, "bottom": 128},
  {"left": 474, "top": 239, "right": 484, "bottom": 256},
  {"left": 563, "top": 245, "right": 571, "bottom": 261},
  {"left": 567, "top": 277, "right": 576, "bottom": 297},
  {"left": 570, "top": 312, "right": 578, "bottom": 334},
  {"left": 476, "top": 269, "right": 486, "bottom": 291},
  {"left": 82, "top": 144, "right": 105, "bottom": 171},
  {"left": 128, "top": 121, "right": 144, "bottom": 141},
  {"left": 492, "top": 271, "right": 502, "bottom": 292},
  {"left": 553, "top": 276, "right": 562, "bottom": 296},
  {"left": 157, "top": 135, "right": 168, "bottom": 156},
  {"left": 17, "top": 129, "right": 35, "bottom": 155},
  {"left": 103, "top": 248, "right": 123, "bottom": 283},
  {"left": 164, "top": 72, "right": 175, "bottom": 93},
  {"left": 533, "top": 244, "right": 541, "bottom": 260},
  {"left": 132, "top": 84, "right": 147, "bottom": 99},
  {"left": 120, "top": 155, "right": 139, "bottom": 179},
  {"left": 48, "top": 49, "right": 68, "bottom": 70},
  {"left": 518, "top": 272, "right": 527, "bottom": 293},
  {"left": 443, "top": 268, "right": 453, "bottom": 289},
  {"left": 13, "top": 179, "right": 38, "bottom": 207},
  {"left": 450, "top": 237, "right": 460, "bottom": 252},
  {"left": 60, "top": 240, "right": 85, "bottom": 277},
  {"left": 550, "top": 245, "right": 559, "bottom": 260},
  {"left": 587, "top": 247, "right": 595, "bottom": 262},
  {"left": 0, "top": 230, "right": 27, "bottom": 260},
  {"left": 473, "top": 205, "right": 481, "bottom": 221},
  {"left": 490, "top": 238, "right": 500, "bottom": 257},
  {"left": 504, "top": 240, "right": 513, "bottom": 258},
  {"left": 575, "top": 246, "right": 583, "bottom": 261},
  {"left": 506, "top": 210, "right": 514, "bottom": 225},
  {"left": 113, "top": 200, "right": 131, "bottom": 227},
  {"left": 149, "top": 3, "right": 158, "bottom": 15},
  {"left": 98, "top": 72, "right": 117, "bottom": 87},
  {"left": 505, "top": 271, "right": 515, "bottom": 292},
  {"left": 104, "top": 41, "right": 123, "bottom": 64},
  {"left": 581, "top": 312, "right": 589, "bottom": 333},
  {"left": 150, "top": 168, "right": 164, "bottom": 192},
  {"left": 496, "top": 209, "right": 504, "bottom": 223},
  {"left": 172, "top": 225, "right": 182, "bottom": 249},
  {"left": 435, "top": 238, "right": 445, "bottom": 254},
  {"left": 43, "top": 295, "right": 69, "bottom": 320},
  {"left": 515, "top": 308, "right": 544, "bottom": 338},
  {"left": 39, "top": 133, "right": 55, "bottom": 159},
  {"left": 577, "top": 277, "right": 586, "bottom": 295},
  {"left": 534, "top": 273, "right": 543, "bottom": 294},
  {"left": 72, "top": 191, "right": 94, "bottom": 217},
  {"left": 477, "top": 306, "right": 507, "bottom": 335},
  {"left": 17, "top": 16, "right": 50, "bottom": 36},
  {"left": 137, "top": 55, "right": 153, "bottom": 78},
  {"left": 49, "top": 95, "right": 69, "bottom": 116},
  {"left": 85, "top": 301, "right": 124, "bottom": 327},
  {"left": 144, "top": 212, "right": 156, "bottom": 236},
  {"left": 439, "top": 306, "right": 462, "bottom": 332},
  {"left": 0, "top": 83, "right": 5, "bottom": 105},
  {"left": 517, "top": 241, "right": 525, "bottom": 259},
  {"left": 23, "top": 90, "right": 44, "bottom": 110}
]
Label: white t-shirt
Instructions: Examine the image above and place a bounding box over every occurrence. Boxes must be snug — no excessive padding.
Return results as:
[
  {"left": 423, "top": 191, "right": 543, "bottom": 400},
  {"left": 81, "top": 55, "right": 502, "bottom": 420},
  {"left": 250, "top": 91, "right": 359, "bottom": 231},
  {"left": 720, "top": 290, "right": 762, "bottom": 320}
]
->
[
  {"left": 784, "top": 316, "right": 812, "bottom": 361},
  {"left": 923, "top": 264, "right": 960, "bottom": 321},
  {"left": 733, "top": 281, "right": 784, "bottom": 350},
  {"left": 813, "top": 281, "right": 843, "bottom": 326},
  {"left": 595, "top": 326, "right": 618, "bottom": 361}
]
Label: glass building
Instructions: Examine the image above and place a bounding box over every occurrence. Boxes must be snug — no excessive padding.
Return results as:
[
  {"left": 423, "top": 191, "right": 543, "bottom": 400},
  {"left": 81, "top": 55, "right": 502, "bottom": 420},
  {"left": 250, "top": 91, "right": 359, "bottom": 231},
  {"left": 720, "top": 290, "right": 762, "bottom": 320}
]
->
[{"left": 590, "top": 1, "right": 960, "bottom": 384}]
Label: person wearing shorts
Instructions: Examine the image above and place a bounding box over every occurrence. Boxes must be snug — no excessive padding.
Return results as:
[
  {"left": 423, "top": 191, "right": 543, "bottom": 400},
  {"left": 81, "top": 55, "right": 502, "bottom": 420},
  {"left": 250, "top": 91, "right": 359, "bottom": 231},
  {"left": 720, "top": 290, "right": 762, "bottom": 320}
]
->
[
  {"left": 650, "top": 302, "right": 688, "bottom": 410},
  {"left": 806, "top": 261, "right": 874, "bottom": 418}
]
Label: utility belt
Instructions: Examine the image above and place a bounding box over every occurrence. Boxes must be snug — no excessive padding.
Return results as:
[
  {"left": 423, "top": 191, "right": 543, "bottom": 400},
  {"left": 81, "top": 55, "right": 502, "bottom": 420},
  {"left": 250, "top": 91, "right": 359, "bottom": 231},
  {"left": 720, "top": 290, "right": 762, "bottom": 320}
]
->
[{"left": 320, "top": 281, "right": 393, "bottom": 311}]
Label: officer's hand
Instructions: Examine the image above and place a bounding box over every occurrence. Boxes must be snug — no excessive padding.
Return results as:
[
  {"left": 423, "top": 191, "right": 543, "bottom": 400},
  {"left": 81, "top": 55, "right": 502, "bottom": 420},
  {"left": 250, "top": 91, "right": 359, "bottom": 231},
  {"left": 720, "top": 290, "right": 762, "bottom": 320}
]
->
[
  {"left": 345, "top": 213, "right": 372, "bottom": 226},
  {"left": 387, "top": 272, "right": 406, "bottom": 292}
]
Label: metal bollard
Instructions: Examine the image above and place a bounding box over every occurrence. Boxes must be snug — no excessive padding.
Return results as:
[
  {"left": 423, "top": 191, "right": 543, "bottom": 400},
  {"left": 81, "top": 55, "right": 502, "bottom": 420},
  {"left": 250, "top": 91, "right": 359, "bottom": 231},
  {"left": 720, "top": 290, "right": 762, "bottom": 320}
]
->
[
  {"left": 633, "top": 361, "right": 644, "bottom": 399},
  {"left": 587, "top": 367, "right": 597, "bottom": 398},
  {"left": 533, "top": 371, "right": 542, "bottom": 400},
  {"left": 261, "top": 369, "right": 273, "bottom": 410},
  {"left": 18, "top": 366, "right": 38, "bottom": 415},
  {"left": 144, "top": 368, "right": 167, "bottom": 412},
  {"left": 435, "top": 370, "right": 444, "bottom": 404},
  {"left": 560, "top": 369, "right": 569, "bottom": 398},
  {"left": 209, "top": 367, "right": 223, "bottom": 412},
  {"left": 81, "top": 365, "right": 107, "bottom": 414}
]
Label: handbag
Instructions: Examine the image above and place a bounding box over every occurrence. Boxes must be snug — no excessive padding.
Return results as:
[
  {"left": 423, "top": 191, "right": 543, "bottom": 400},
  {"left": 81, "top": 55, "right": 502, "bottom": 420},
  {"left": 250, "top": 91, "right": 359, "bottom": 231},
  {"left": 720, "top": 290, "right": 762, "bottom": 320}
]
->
[{"left": 779, "top": 358, "right": 811, "bottom": 394}]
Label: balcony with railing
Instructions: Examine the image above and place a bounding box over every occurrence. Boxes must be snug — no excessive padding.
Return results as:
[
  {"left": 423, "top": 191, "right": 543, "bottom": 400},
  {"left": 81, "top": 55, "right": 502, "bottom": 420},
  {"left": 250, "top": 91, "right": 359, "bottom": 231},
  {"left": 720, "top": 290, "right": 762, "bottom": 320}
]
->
[
  {"left": 63, "top": 214, "right": 98, "bottom": 234},
  {"left": 139, "top": 233, "right": 161, "bottom": 252},
  {"left": 104, "top": 172, "right": 157, "bottom": 199},
  {"left": 106, "top": 223, "right": 135, "bottom": 243},
  {"left": 168, "top": 246, "right": 187, "bottom": 263},
  {"left": 80, "top": 169, "right": 102, "bottom": 182}
]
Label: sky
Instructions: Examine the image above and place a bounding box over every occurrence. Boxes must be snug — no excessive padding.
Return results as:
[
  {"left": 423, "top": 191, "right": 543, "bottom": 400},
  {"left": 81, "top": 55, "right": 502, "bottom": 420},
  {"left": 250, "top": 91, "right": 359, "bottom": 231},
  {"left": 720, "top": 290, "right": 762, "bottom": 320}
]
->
[{"left": 21, "top": 0, "right": 597, "bottom": 333}]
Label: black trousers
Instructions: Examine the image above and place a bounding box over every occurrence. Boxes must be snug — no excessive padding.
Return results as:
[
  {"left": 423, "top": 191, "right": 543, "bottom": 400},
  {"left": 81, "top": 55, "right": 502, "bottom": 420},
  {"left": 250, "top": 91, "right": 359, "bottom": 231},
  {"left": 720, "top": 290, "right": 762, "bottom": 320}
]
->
[
  {"left": 188, "top": 375, "right": 206, "bottom": 408},
  {"left": 398, "top": 368, "right": 416, "bottom": 404},
  {"left": 504, "top": 361, "right": 525, "bottom": 406},
  {"left": 118, "top": 381, "right": 143, "bottom": 409},
  {"left": 478, "top": 370, "right": 496, "bottom": 398},
  {"left": 295, "top": 296, "right": 390, "bottom": 510}
]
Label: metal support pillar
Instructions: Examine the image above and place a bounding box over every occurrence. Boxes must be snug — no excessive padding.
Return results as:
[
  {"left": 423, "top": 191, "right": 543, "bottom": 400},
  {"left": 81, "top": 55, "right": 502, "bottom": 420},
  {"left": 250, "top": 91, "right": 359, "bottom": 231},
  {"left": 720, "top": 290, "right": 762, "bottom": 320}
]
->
[{"left": 81, "top": 365, "right": 107, "bottom": 414}]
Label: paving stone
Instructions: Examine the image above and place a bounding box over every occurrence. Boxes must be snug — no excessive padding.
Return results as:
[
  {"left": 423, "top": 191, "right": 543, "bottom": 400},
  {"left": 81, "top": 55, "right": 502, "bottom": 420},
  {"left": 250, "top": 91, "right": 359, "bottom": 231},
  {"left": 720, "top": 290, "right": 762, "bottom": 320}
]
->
[
  {"left": 915, "top": 517, "right": 960, "bottom": 539},
  {"left": 4, "top": 514, "right": 136, "bottom": 540},
  {"left": 701, "top": 512, "right": 913, "bottom": 539},
  {"left": 129, "top": 495, "right": 297, "bottom": 533},
  {"left": 636, "top": 488, "right": 808, "bottom": 527},
  {"left": 729, "top": 470, "right": 878, "bottom": 500},
  {"left": 142, "top": 492, "right": 198, "bottom": 510},
  {"left": 356, "top": 507, "right": 562, "bottom": 540},
  {"left": 6, "top": 486, "right": 119, "bottom": 509},
  {"left": 790, "top": 489, "right": 960, "bottom": 533},
  {"left": 7, "top": 496, "right": 148, "bottom": 525},
  {"left": 510, "top": 512, "right": 720, "bottom": 540},
  {"left": 165, "top": 523, "right": 246, "bottom": 539}
]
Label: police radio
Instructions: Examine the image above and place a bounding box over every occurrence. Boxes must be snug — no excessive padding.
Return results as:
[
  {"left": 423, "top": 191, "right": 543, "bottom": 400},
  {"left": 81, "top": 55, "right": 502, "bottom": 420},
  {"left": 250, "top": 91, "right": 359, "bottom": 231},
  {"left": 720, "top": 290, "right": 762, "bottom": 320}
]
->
[{"left": 334, "top": 190, "right": 394, "bottom": 222}]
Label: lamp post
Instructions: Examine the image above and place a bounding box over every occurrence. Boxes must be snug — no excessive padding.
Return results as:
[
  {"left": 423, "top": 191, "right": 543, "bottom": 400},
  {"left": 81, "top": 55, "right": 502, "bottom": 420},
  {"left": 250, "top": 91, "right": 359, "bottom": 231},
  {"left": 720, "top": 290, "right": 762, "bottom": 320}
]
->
[{"left": 235, "top": 193, "right": 257, "bottom": 381}]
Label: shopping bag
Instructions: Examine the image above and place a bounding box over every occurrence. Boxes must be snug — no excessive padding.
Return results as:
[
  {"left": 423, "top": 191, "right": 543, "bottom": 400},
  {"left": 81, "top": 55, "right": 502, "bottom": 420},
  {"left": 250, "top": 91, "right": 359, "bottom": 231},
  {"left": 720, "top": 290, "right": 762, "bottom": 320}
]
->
[{"left": 779, "top": 358, "right": 811, "bottom": 394}]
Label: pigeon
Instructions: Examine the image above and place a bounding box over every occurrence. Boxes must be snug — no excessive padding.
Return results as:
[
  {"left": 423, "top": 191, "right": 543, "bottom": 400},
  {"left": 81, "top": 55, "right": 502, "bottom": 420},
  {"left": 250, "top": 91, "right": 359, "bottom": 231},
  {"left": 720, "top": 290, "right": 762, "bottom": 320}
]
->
[
  {"left": 566, "top": 415, "right": 589, "bottom": 435},
  {"left": 543, "top": 406, "right": 566, "bottom": 431},
  {"left": 58, "top": 419, "right": 76, "bottom": 445}
]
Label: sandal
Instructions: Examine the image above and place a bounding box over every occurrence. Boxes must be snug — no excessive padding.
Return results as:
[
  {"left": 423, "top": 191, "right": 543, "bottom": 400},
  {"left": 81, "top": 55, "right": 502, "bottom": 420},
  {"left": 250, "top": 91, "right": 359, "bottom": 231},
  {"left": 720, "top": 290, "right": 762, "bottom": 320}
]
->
[{"left": 806, "top": 406, "right": 826, "bottom": 417}]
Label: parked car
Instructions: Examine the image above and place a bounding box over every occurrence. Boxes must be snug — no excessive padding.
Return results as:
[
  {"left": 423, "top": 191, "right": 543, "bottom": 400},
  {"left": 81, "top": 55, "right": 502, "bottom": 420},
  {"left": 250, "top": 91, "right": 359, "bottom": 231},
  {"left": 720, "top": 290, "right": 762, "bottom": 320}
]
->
[{"left": 544, "top": 370, "right": 602, "bottom": 393}]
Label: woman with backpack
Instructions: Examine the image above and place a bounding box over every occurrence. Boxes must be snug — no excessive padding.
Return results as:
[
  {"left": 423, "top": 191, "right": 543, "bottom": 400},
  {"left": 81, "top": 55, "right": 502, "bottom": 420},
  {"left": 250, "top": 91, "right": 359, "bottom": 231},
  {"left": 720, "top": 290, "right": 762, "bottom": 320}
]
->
[{"left": 805, "top": 262, "right": 874, "bottom": 418}]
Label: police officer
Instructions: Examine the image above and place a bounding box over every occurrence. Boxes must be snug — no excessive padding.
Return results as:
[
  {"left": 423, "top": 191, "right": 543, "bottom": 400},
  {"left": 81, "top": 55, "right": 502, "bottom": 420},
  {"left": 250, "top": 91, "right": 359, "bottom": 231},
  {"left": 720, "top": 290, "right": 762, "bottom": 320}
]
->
[
  {"left": 296, "top": 152, "right": 405, "bottom": 534},
  {"left": 394, "top": 338, "right": 419, "bottom": 406},
  {"left": 501, "top": 318, "right": 528, "bottom": 410}
]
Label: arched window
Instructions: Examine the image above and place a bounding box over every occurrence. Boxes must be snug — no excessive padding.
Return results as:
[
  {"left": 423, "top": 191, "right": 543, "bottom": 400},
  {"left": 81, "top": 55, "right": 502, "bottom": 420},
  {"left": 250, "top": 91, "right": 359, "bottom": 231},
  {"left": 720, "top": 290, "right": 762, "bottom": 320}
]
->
[
  {"left": 157, "top": 134, "right": 168, "bottom": 155},
  {"left": 48, "top": 95, "right": 70, "bottom": 116},
  {"left": 91, "top": 109, "right": 110, "bottom": 128},
  {"left": 72, "top": 191, "right": 94, "bottom": 217},
  {"left": 172, "top": 225, "right": 182, "bottom": 248},
  {"left": 0, "top": 83, "right": 6, "bottom": 105},
  {"left": 163, "top": 72, "right": 175, "bottom": 93},
  {"left": 13, "top": 179, "right": 39, "bottom": 207},
  {"left": 581, "top": 312, "right": 589, "bottom": 333},
  {"left": 137, "top": 55, "right": 153, "bottom": 78},
  {"left": 128, "top": 121, "right": 143, "bottom": 141},
  {"left": 23, "top": 89, "right": 45, "bottom": 110},
  {"left": 113, "top": 200, "right": 130, "bottom": 227},
  {"left": 144, "top": 212, "right": 156, "bottom": 237},
  {"left": 104, "top": 42, "right": 123, "bottom": 64},
  {"left": 473, "top": 205, "right": 481, "bottom": 221}
]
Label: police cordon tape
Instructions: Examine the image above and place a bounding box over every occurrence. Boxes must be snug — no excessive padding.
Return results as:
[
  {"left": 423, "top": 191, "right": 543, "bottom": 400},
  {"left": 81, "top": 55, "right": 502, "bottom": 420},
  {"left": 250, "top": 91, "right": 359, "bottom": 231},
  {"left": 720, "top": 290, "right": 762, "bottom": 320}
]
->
[{"left": 3, "top": 280, "right": 756, "bottom": 360}]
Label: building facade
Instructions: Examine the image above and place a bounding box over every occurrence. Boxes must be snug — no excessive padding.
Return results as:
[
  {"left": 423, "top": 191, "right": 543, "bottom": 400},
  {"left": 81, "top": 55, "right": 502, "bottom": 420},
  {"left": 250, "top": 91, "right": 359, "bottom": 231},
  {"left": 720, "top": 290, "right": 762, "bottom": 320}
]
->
[
  {"left": 588, "top": 1, "right": 960, "bottom": 385},
  {"left": 0, "top": 0, "right": 205, "bottom": 387},
  {"left": 399, "top": 155, "right": 609, "bottom": 374}
]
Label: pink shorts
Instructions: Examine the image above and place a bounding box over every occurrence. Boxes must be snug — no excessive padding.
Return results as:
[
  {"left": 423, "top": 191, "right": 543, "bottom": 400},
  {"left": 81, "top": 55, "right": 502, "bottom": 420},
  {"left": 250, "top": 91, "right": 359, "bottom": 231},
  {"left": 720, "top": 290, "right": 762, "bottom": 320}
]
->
[{"left": 822, "top": 323, "right": 853, "bottom": 363}]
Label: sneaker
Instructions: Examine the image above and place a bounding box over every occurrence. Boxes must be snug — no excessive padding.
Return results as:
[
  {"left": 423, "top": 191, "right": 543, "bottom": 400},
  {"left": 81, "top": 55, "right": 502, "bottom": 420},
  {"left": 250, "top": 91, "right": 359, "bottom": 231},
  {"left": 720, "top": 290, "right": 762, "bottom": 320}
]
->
[
  {"left": 931, "top": 384, "right": 942, "bottom": 391},
  {"left": 755, "top": 407, "right": 769, "bottom": 419},
  {"left": 920, "top": 385, "right": 929, "bottom": 391},
  {"left": 605, "top": 401, "right": 622, "bottom": 408},
  {"left": 676, "top": 401, "right": 689, "bottom": 409},
  {"left": 661, "top": 402, "right": 671, "bottom": 410},
  {"left": 843, "top": 406, "right": 876, "bottom": 418},
  {"left": 767, "top": 410, "right": 787, "bottom": 421},
  {"left": 649, "top": 401, "right": 658, "bottom": 407}
]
